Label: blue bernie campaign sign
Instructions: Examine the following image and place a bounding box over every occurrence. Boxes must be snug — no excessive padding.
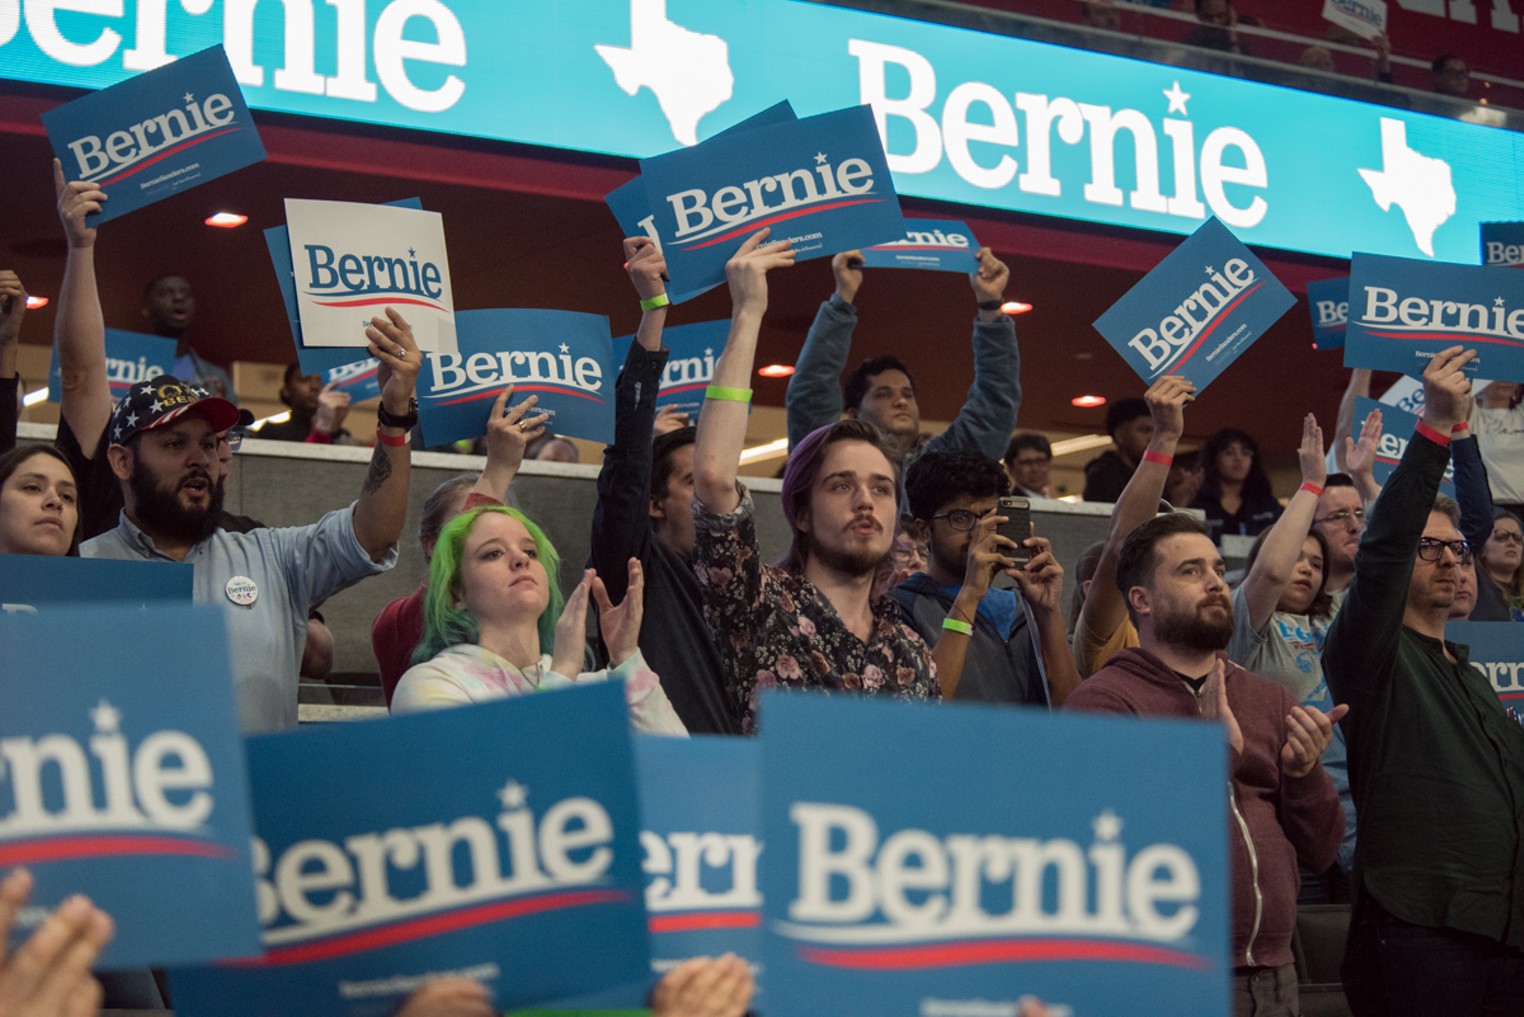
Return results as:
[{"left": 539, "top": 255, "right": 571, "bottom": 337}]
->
[
  {"left": 47, "top": 328, "right": 177, "bottom": 403},
  {"left": 858, "top": 219, "right": 979, "bottom": 273},
  {"left": 758, "top": 691, "right": 1229, "bottom": 1017},
  {"left": 168, "top": 682, "right": 652, "bottom": 1017},
  {"left": 1353, "top": 396, "right": 1455, "bottom": 496},
  {"left": 0, "top": 605, "right": 259, "bottom": 969},
  {"left": 418, "top": 309, "right": 614, "bottom": 447},
  {"left": 1449, "top": 622, "right": 1524, "bottom": 715},
  {"left": 0, "top": 555, "right": 191, "bottom": 612},
  {"left": 264, "top": 197, "right": 424, "bottom": 376},
  {"left": 639, "top": 105, "right": 904, "bottom": 296},
  {"left": 606, "top": 101, "right": 796, "bottom": 307},
  {"left": 1307, "top": 277, "right": 1350, "bottom": 352},
  {"left": 613, "top": 318, "right": 729, "bottom": 423},
  {"left": 42, "top": 46, "right": 264, "bottom": 225},
  {"left": 323, "top": 358, "right": 382, "bottom": 403},
  {"left": 1346, "top": 253, "right": 1524, "bottom": 382},
  {"left": 633, "top": 736, "right": 762, "bottom": 978},
  {"left": 1481, "top": 222, "right": 1524, "bottom": 268},
  {"left": 1093, "top": 218, "right": 1295, "bottom": 394}
]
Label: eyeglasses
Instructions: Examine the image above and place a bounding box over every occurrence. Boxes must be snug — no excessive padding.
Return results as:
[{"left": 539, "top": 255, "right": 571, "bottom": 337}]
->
[
  {"left": 221, "top": 430, "right": 245, "bottom": 452},
  {"left": 928, "top": 509, "right": 985, "bottom": 531},
  {"left": 1417, "top": 537, "right": 1473, "bottom": 565},
  {"left": 1491, "top": 529, "right": 1524, "bottom": 546},
  {"left": 1314, "top": 507, "right": 1366, "bottom": 528}
]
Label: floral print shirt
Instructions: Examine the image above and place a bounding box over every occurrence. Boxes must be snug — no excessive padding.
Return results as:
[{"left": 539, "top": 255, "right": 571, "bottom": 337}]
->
[{"left": 692, "top": 488, "right": 938, "bottom": 732}]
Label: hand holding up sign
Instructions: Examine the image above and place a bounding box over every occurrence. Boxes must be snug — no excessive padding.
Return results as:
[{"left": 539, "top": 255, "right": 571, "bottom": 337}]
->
[
  {"left": 650, "top": 954, "right": 754, "bottom": 1017},
  {"left": 1146, "top": 374, "right": 1197, "bottom": 448},
  {"left": 1419, "top": 346, "right": 1477, "bottom": 434},
  {"left": 394, "top": 977, "right": 494, "bottom": 1017},
  {"left": 624, "top": 236, "right": 668, "bottom": 304},
  {"left": 832, "top": 249, "right": 865, "bottom": 305},
  {"left": 367, "top": 308, "right": 422, "bottom": 415},
  {"left": 725, "top": 228, "right": 796, "bottom": 318},
  {"left": 52, "top": 160, "right": 106, "bottom": 251},
  {"left": 970, "top": 247, "right": 1010, "bottom": 320},
  {"left": 0, "top": 870, "right": 113, "bottom": 1017}
]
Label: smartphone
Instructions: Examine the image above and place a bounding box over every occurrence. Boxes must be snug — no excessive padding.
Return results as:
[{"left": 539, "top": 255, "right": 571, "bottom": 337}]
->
[{"left": 995, "top": 496, "right": 1032, "bottom": 567}]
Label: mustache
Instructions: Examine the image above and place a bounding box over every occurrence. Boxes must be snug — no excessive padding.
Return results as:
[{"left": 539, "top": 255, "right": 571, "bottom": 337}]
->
[{"left": 1200, "top": 595, "right": 1231, "bottom": 610}]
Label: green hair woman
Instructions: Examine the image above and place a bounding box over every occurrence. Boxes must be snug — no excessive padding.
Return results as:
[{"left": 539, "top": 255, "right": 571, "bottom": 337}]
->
[{"left": 392, "top": 504, "right": 685, "bottom": 733}]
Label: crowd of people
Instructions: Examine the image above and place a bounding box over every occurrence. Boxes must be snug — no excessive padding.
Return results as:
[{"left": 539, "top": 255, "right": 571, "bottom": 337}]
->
[{"left": 1, "top": 151, "right": 1523, "bottom": 1016}]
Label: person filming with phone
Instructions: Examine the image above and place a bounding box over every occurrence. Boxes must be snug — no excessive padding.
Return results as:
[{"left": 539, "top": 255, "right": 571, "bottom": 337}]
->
[{"left": 891, "top": 449, "right": 1082, "bottom": 704}]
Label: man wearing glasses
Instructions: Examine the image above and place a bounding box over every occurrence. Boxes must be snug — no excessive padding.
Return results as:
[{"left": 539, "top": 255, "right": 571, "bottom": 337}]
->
[
  {"left": 1310, "top": 476, "right": 1367, "bottom": 609},
  {"left": 1324, "top": 347, "right": 1524, "bottom": 1014}
]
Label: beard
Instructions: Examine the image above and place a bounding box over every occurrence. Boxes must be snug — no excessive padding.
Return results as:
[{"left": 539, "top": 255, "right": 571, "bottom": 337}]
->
[
  {"left": 1154, "top": 595, "right": 1234, "bottom": 652},
  {"left": 129, "top": 460, "right": 224, "bottom": 545},
  {"left": 805, "top": 526, "right": 889, "bottom": 578}
]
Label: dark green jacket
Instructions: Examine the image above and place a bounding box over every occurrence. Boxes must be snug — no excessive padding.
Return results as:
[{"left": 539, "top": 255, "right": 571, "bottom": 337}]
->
[{"left": 1324, "top": 428, "right": 1524, "bottom": 947}]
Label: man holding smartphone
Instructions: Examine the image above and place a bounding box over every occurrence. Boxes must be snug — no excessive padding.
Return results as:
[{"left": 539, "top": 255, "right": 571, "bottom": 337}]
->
[{"left": 891, "top": 449, "right": 1082, "bottom": 705}]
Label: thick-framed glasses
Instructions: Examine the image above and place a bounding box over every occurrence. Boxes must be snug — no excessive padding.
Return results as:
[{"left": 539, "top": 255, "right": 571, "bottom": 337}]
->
[
  {"left": 928, "top": 509, "right": 985, "bottom": 531},
  {"left": 1417, "top": 537, "right": 1472, "bottom": 565},
  {"left": 1314, "top": 507, "right": 1366, "bottom": 528},
  {"left": 1491, "top": 529, "right": 1524, "bottom": 546}
]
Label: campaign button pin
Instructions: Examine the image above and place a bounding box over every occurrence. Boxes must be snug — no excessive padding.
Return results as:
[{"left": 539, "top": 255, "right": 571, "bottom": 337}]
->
[{"left": 225, "top": 576, "right": 258, "bottom": 607}]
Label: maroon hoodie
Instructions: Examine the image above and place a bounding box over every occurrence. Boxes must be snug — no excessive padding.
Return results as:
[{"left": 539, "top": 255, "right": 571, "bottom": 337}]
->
[{"left": 1065, "top": 647, "right": 1343, "bottom": 969}]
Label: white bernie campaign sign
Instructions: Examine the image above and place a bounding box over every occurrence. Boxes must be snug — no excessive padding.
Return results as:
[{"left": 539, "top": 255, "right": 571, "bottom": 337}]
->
[
  {"left": 284, "top": 198, "right": 456, "bottom": 354},
  {"left": 1323, "top": 0, "right": 1388, "bottom": 40}
]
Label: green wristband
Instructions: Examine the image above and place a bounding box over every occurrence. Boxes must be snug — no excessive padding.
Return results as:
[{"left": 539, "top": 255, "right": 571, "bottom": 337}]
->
[
  {"left": 639, "top": 292, "right": 671, "bottom": 312},
  {"left": 941, "top": 617, "right": 973, "bottom": 636},
  {"left": 705, "top": 385, "right": 752, "bottom": 403}
]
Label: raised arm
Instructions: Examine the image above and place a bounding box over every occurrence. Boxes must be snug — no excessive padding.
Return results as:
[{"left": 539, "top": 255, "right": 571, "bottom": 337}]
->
[
  {"left": 0, "top": 271, "right": 25, "bottom": 455},
  {"left": 693, "top": 229, "right": 795, "bottom": 515},
  {"left": 1075, "top": 375, "right": 1194, "bottom": 666},
  {"left": 590, "top": 237, "right": 670, "bottom": 600},
  {"left": 785, "top": 249, "right": 860, "bottom": 451},
  {"left": 1450, "top": 392, "right": 1495, "bottom": 554},
  {"left": 1324, "top": 347, "right": 1473, "bottom": 711},
  {"left": 472, "top": 385, "right": 547, "bottom": 502},
  {"left": 927, "top": 247, "right": 1019, "bottom": 461},
  {"left": 1238, "top": 414, "right": 1326, "bottom": 632},
  {"left": 1343, "top": 406, "right": 1384, "bottom": 504},
  {"left": 351, "top": 308, "right": 421, "bottom": 561},
  {"left": 1331, "top": 368, "right": 1371, "bottom": 474},
  {"left": 52, "top": 159, "right": 113, "bottom": 452}
]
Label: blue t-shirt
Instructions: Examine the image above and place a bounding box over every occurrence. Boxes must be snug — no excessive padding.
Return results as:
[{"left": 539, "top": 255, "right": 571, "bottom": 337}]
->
[{"left": 937, "top": 581, "right": 1019, "bottom": 640}]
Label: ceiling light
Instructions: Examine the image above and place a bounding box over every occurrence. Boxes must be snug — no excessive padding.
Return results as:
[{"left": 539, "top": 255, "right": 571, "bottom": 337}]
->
[
  {"left": 757, "top": 364, "right": 795, "bottom": 378},
  {"left": 1001, "top": 301, "right": 1033, "bottom": 315},
  {"left": 1050, "top": 434, "right": 1115, "bottom": 458},
  {"left": 1071, "top": 394, "right": 1107, "bottom": 408},
  {"left": 24, "top": 296, "right": 48, "bottom": 309},
  {"left": 22, "top": 388, "right": 49, "bottom": 407},
  {"left": 205, "top": 212, "right": 248, "bottom": 228}
]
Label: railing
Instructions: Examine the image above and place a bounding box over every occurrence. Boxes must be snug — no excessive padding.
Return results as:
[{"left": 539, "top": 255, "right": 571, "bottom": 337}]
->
[{"left": 820, "top": 0, "right": 1524, "bottom": 131}]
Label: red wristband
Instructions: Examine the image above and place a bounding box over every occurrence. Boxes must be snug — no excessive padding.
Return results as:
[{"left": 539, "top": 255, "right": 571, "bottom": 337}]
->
[
  {"left": 1299, "top": 482, "right": 1324, "bottom": 498},
  {"left": 1142, "top": 449, "right": 1173, "bottom": 467},
  {"left": 1414, "top": 421, "right": 1452, "bottom": 447},
  {"left": 1451, "top": 420, "right": 1470, "bottom": 435},
  {"left": 375, "top": 428, "right": 408, "bottom": 447},
  {"left": 304, "top": 430, "right": 334, "bottom": 445}
]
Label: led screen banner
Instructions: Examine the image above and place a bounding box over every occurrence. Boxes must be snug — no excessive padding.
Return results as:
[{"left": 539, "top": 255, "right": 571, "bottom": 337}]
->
[{"left": 4, "top": 0, "right": 1522, "bottom": 263}]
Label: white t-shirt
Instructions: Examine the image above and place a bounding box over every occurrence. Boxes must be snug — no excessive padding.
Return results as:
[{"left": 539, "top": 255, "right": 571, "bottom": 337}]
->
[{"left": 1471, "top": 402, "right": 1524, "bottom": 505}]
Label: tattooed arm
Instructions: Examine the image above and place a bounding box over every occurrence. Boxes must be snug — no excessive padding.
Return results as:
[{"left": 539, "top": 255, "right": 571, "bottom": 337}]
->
[{"left": 352, "top": 309, "right": 420, "bottom": 561}]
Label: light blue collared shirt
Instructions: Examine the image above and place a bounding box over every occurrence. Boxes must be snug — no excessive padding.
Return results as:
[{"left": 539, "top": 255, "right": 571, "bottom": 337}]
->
[{"left": 82, "top": 504, "right": 395, "bottom": 733}]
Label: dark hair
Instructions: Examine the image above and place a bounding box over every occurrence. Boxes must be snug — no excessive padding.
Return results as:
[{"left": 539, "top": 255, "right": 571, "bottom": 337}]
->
[
  {"left": 905, "top": 449, "right": 1009, "bottom": 521},
  {"left": 0, "top": 445, "right": 82, "bottom": 556},
  {"left": 843, "top": 355, "right": 915, "bottom": 412},
  {"left": 141, "top": 273, "right": 188, "bottom": 302},
  {"left": 419, "top": 473, "right": 480, "bottom": 561},
  {"left": 1104, "top": 397, "right": 1149, "bottom": 438},
  {"left": 1068, "top": 539, "right": 1106, "bottom": 636},
  {"left": 1432, "top": 494, "right": 1461, "bottom": 526},
  {"left": 282, "top": 362, "right": 306, "bottom": 386},
  {"left": 779, "top": 420, "right": 902, "bottom": 573},
  {"left": 1198, "top": 428, "right": 1273, "bottom": 502},
  {"left": 1432, "top": 53, "right": 1465, "bottom": 74},
  {"left": 651, "top": 426, "right": 697, "bottom": 500},
  {"left": 1323, "top": 472, "right": 1355, "bottom": 491},
  {"left": 1115, "top": 512, "right": 1214, "bottom": 621},
  {"left": 1244, "top": 525, "right": 1334, "bottom": 620},
  {"left": 1004, "top": 432, "right": 1052, "bottom": 467},
  {"left": 1487, "top": 509, "right": 1524, "bottom": 597}
]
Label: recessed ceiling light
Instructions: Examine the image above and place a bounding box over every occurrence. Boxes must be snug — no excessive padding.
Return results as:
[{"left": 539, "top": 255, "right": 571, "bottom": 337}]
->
[
  {"left": 205, "top": 212, "right": 248, "bottom": 228},
  {"left": 1071, "top": 394, "right": 1107, "bottom": 408},
  {"left": 757, "top": 364, "right": 795, "bottom": 378},
  {"left": 24, "top": 296, "right": 49, "bottom": 309},
  {"left": 1001, "top": 301, "right": 1033, "bottom": 315}
]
